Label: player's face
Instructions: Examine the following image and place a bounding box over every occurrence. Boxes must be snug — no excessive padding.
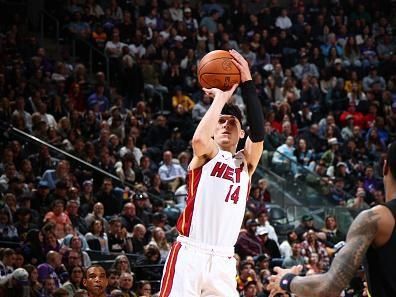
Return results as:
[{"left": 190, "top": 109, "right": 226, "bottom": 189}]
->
[
  {"left": 83, "top": 266, "right": 108, "bottom": 296},
  {"left": 214, "top": 115, "right": 243, "bottom": 148}
]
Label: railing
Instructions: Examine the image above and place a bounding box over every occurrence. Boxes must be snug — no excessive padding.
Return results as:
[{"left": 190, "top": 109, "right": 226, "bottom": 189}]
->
[
  {"left": 40, "top": 9, "right": 60, "bottom": 54},
  {"left": 71, "top": 36, "right": 110, "bottom": 81},
  {"left": 260, "top": 148, "right": 354, "bottom": 207},
  {"left": 86, "top": 249, "right": 139, "bottom": 260},
  {"left": 285, "top": 205, "right": 362, "bottom": 235},
  {"left": 2, "top": 123, "right": 182, "bottom": 226},
  {"left": 253, "top": 149, "right": 361, "bottom": 235},
  {"left": 0, "top": 240, "right": 21, "bottom": 249}
]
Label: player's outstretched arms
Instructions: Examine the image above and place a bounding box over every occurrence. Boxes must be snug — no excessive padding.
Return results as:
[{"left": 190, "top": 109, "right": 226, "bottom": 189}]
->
[{"left": 192, "top": 84, "right": 238, "bottom": 159}]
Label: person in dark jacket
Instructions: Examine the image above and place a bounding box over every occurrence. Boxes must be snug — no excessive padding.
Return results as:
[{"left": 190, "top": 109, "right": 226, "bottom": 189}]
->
[
  {"left": 235, "top": 219, "right": 262, "bottom": 259},
  {"left": 256, "top": 226, "right": 281, "bottom": 259},
  {"left": 96, "top": 178, "right": 122, "bottom": 218}
]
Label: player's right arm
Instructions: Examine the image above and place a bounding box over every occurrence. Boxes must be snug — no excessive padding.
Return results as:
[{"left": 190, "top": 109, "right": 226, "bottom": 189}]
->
[{"left": 190, "top": 84, "right": 238, "bottom": 167}]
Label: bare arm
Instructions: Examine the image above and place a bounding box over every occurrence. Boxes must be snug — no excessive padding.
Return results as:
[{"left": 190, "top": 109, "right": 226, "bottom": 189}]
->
[
  {"left": 191, "top": 84, "right": 238, "bottom": 159},
  {"left": 244, "top": 137, "right": 264, "bottom": 176},
  {"left": 284, "top": 209, "right": 380, "bottom": 297}
]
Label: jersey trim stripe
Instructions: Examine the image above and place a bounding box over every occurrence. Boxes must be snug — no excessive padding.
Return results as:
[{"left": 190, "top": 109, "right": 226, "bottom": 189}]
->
[
  {"left": 176, "top": 167, "right": 202, "bottom": 236},
  {"left": 159, "top": 241, "right": 182, "bottom": 297}
]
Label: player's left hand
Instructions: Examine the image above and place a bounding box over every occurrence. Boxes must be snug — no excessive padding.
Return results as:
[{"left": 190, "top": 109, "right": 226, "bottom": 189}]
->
[
  {"left": 229, "top": 49, "right": 252, "bottom": 83},
  {"left": 202, "top": 83, "right": 238, "bottom": 101},
  {"left": 268, "top": 265, "right": 303, "bottom": 297}
]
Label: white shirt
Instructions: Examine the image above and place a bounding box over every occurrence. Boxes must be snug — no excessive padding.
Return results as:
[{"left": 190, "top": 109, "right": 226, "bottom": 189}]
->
[
  {"left": 279, "top": 240, "right": 292, "bottom": 258},
  {"left": 174, "top": 184, "right": 187, "bottom": 209},
  {"left": 119, "top": 146, "right": 143, "bottom": 163},
  {"left": 105, "top": 41, "right": 127, "bottom": 58},
  {"left": 259, "top": 221, "right": 279, "bottom": 245},
  {"left": 145, "top": 16, "right": 158, "bottom": 29},
  {"left": 128, "top": 44, "right": 146, "bottom": 59},
  {"left": 12, "top": 110, "right": 32, "bottom": 130},
  {"left": 275, "top": 16, "right": 292, "bottom": 29},
  {"left": 158, "top": 163, "right": 186, "bottom": 182},
  {"left": 169, "top": 8, "right": 183, "bottom": 22},
  {"left": 42, "top": 113, "right": 57, "bottom": 129}
]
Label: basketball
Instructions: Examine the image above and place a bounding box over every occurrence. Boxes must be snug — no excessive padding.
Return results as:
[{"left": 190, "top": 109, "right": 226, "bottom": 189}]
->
[{"left": 198, "top": 50, "right": 241, "bottom": 91}]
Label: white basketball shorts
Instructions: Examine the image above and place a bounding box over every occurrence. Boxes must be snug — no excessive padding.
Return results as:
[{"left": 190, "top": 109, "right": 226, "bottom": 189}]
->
[{"left": 159, "top": 236, "right": 239, "bottom": 297}]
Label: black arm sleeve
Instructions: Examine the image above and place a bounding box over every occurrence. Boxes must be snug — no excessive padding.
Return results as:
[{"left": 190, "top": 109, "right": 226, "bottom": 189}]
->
[{"left": 241, "top": 80, "right": 265, "bottom": 142}]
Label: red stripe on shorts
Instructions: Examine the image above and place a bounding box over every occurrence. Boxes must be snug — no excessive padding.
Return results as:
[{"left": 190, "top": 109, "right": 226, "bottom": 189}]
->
[{"left": 159, "top": 241, "right": 182, "bottom": 297}]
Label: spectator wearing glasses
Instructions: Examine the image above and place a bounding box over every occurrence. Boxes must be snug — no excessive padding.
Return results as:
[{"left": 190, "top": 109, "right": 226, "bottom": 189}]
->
[
  {"left": 111, "top": 255, "right": 131, "bottom": 275},
  {"left": 61, "top": 265, "right": 84, "bottom": 297}
]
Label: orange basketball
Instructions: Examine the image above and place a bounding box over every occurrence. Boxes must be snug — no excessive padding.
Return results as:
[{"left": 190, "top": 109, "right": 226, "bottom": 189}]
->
[{"left": 197, "top": 50, "right": 241, "bottom": 91}]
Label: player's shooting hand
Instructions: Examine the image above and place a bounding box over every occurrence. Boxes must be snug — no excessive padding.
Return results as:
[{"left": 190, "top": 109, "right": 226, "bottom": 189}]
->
[
  {"left": 268, "top": 265, "right": 303, "bottom": 297},
  {"left": 202, "top": 83, "right": 238, "bottom": 101},
  {"left": 229, "top": 49, "right": 252, "bottom": 83}
]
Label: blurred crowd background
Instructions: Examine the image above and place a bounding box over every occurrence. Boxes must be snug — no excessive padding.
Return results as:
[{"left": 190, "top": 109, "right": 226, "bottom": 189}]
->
[{"left": 0, "top": 0, "right": 395, "bottom": 296}]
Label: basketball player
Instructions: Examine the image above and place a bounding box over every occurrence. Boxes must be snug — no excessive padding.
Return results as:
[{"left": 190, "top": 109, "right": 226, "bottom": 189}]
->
[
  {"left": 268, "top": 142, "right": 396, "bottom": 297},
  {"left": 159, "top": 49, "right": 264, "bottom": 297},
  {"left": 83, "top": 265, "right": 109, "bottom": 297}
]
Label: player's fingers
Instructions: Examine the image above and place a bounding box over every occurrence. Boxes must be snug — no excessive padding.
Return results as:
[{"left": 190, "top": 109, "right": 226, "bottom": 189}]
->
[
  {"left": 202, "top": 88, "right": 214, "bottom": 94},
  {"left": 269, "top": 288, "right": 284, "bottom": 297},
  {"left": 268, "top": 275, "right": 278, "bottom": 282},
  {"left": 229, "top": 83, "right": 238, "bottom": 93},
  {"left": 273, "top": 266, "right": 282, "bottom": 274},
  {"left": 296, "top": 264, "right": 303, "bottom": 273},
  {"left": 289, "top": 265, "right": 303, "bottom": 275},
  {"left": 268, "top": 278, "right": 280, "bottom": 289},
  {"left": 225, "top": 84, "right": 238, "bottom": 96},
  {"left": 202, "top": 88, "right": 214, "bottom": 97},
  {"left": 230, "top": 59, "right": 242, "bottom": 70},
  {"left": 229, "top": 49, "right": 243, "bottom": 60},
  {"left": 229, "top": 49, "right": 248, "bottom": 65}
]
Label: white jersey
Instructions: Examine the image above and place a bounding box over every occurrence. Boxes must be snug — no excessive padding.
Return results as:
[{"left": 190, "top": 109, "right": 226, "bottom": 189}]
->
[{"left": 176, "top": 149, "right": 250, "bottom": 247}]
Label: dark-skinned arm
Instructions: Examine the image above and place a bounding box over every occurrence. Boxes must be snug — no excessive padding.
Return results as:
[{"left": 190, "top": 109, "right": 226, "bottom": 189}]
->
[{"left": 289, "top": 209, "right": 380, "bottom": 297}]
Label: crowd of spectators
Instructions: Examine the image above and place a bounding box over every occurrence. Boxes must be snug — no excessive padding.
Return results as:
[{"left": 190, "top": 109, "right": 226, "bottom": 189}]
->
[{"left": 0, "top": 0, "right": 396, "bottom": 296}]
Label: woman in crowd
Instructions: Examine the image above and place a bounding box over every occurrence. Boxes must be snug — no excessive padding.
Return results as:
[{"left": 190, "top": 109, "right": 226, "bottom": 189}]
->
[
  {"left": 22, "top": 229, "right": 45, "bottom": 265},
  {"left": 24, "top": 264, "right": 43, "bottom": 297},
  {"left": 43, "top": 230, "right": 61, "bottom": 254},
  {"left": 62, "top": 265, "right": 84, "bottom": 297},
  {"left": 149, "top": 227, "right": 170, "bottom": 261},
  {"left": 68, "top": 236, "right": 91, "bottom": 268},
  {"left": 294, "top": 138, "right": 315, "bottom": 171},
  {"left": 0, "top": 207, "right": 19, "bottom": 241},
  {"left": 85, "top": 219, "right": 109, "bottom": 254},
  {"left": 112, "top": 254, "right": 132, "bottom": 274},
  {"left": 136, "top": 244, "right": 163, "bottom": 282}
]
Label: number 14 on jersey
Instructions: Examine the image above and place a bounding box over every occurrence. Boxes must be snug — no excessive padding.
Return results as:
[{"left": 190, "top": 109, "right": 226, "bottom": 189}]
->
[{"left": 225, "top": 184, "right": 240, "bottom": 204}]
